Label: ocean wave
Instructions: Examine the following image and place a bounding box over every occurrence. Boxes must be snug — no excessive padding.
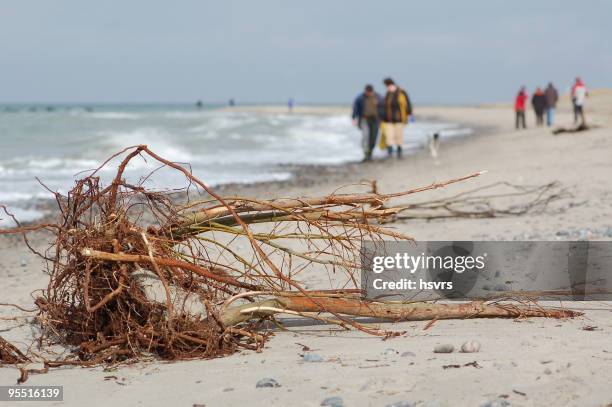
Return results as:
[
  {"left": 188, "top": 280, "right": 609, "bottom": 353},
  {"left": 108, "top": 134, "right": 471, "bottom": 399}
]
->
[
  {"left": 187, "top": 115, "right": 259, "bottom": 132},
  {"left": 86, "top": 112, "right": 142, "bottom": 120},
  {"left": 26, "top": 157, "right": 99, "bottom": 170},
  {"left": 101, "top": 128, "right": 195, "bottom": 163},
  {"left": 0, "top": 190, "right": 55, "bottom": 202},
  {"left": 0, "top": 207, "right": 46, "bottom": 227},
  {"left": 0, "top": 108, "right": 474, "bottom": 208},
  {"left": 163, "top": 111, "right": 211, "bottom": 119},
  {"left": 0, "top": 157, "right": 100, "bottom": 177}
]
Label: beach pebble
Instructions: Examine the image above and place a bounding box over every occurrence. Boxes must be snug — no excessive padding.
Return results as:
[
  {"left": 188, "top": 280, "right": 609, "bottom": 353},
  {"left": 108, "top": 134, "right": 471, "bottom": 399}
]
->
[
  {"left": 321, "top": 396, "right": 344, "bottom": 407},
  {"left": 544, "top": 368, "right": 552, "bottom": 375},
  {"left": 383, "top": 348, "right": 398, "bottom": 356},
  {"left": 303, "top": 352, "right": 323, "bottom": 362},
  {"left": 433, "top": 344, "right": 454, "bottom": 353},
  {"left": 385, "top": 401, "right": 414, "bottom": 407},
  {"left": 480, "top": 399, "right": 511, "bottom": 407},
  {"left": 256, "top": 378, "right": 280, "bottom": 388},
  {"left": 401, "top": 351, "right": 416, "bottom": 357},
  {"left": 20, "top": 258, "right": 27, "bottom": 267},
  {"left": 460, "top": 340, "right": 481, "bottom": 353}
]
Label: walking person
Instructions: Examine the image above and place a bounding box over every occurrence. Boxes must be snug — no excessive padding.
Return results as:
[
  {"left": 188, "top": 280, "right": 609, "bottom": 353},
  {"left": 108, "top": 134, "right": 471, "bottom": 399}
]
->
[
  {"left": 352, "top": 84, "right": 382, "bottom": 161},
  {"left": 531, "top": 87, "right": 546, "bottom": 126},
  {"left": 514, "top": 86, "right": 528, "bottom": 129},
  {"left": 381, "top": 77, "right": 412, "bottom": 158},
  {"left": 544, "top": 82, "right": 558, "bottom": 127},
  {"left": 571, "top": 77, "right": 588, "bottom": 125}
]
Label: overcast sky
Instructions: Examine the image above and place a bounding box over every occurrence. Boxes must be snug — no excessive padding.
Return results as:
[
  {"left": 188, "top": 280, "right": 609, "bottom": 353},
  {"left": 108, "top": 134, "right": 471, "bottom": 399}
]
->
[{"left": 1, "top": 1, "right": 610, "bottom": 104}]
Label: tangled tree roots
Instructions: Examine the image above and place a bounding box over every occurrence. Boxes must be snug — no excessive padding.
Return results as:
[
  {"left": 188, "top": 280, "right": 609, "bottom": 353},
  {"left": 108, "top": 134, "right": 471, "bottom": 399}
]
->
[{"left": 0, "top": 145, "right": 581, "bottom": 373}]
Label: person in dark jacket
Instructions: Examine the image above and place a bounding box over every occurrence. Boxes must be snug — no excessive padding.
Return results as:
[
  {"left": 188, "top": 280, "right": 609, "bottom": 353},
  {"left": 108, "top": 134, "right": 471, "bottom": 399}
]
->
[
  {"left": 352, "top": 84, "right": 383, "bottom": 161},
  {"left": 544, "top": 82, "right": 559, "bottom": 127},
  {"left": 381, "top": 77, "right": 412, "bottom": 158},
  {"left": 531, "top": 87, "right": 546, "bottom": 126}
]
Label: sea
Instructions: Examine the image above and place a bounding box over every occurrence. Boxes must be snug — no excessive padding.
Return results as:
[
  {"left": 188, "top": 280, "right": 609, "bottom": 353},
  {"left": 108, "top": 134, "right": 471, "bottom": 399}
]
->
[{"left": 0, "top": 104, "right": 472, "bottom": 226}]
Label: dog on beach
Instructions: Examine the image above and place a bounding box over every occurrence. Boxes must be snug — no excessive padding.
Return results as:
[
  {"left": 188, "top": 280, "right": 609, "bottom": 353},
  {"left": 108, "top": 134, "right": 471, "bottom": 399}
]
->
[{"left": 428, "top": 132, "right": 440, "bottom": 158}]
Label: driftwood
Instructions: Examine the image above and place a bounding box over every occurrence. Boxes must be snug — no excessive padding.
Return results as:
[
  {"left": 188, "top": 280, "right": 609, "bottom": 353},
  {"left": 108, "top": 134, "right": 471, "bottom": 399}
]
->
[
  {"left": 395, "top": 181, "right": 569, "bottom": 220},
  {"left": 219, "top": 296, "right": 577, "bottom": 327},
  {"left": 552, "top": 123, "right": 590, "bottom": 135},
  {"left": 0, "top": 145, "right": 581, "bottom": 378}
]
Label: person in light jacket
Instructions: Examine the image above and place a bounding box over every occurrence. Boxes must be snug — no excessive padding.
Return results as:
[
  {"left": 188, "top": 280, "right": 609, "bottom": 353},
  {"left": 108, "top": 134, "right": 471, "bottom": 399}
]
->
[
  {"left": 571, "top": 77, "right": 588, "bottom": 125},
  {"left": 381, "top": 77, "right": 412, "bottom": 158}
]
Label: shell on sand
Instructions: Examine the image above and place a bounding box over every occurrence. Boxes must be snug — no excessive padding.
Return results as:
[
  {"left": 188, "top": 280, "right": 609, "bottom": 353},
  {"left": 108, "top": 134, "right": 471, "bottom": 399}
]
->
[{"left": 460, "top": 340, "right": 481, "bottom": 353}]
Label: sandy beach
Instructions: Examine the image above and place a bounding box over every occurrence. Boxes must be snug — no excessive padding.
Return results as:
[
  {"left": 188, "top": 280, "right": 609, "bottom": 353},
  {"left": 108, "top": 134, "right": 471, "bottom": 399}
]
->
[{"left": 2, "top": 91, "right": 612, "bottom": 407}]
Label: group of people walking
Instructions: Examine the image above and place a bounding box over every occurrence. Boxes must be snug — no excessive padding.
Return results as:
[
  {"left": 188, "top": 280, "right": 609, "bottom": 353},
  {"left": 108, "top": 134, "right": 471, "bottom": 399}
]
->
[
  {"left": 352, "top": 78, "right": 412, "bottom": 161},
  {"left": 514, "top": 83, "right": 559, "bottom": 128},
  {"left": 514, "top": 77, "right": 588, "bottom": 130}
]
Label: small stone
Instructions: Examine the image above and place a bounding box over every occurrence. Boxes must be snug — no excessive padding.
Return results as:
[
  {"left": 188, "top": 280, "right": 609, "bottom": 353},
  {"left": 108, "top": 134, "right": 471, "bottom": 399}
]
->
[
  {"left": 400, "top": 351, "right": 416, "bottom": 357},
  {"left": 222, "top": 387, "right": 234, "bottom": 392},
  {"left": 433, "top": 344, "right": 454, "bottom": 353},
  {"left": 321, "top": 396, "right": 344, "bottom": 407},
  {"left": 544, "top": 368, "right": 552, "bottom": 375},
  {"left": 20, "top": 259, "right": 27, "bottom": 267},
  {"left": 386, "top": 401, "right": 415, "bottom": 407},
  {"left": 605, "top": 227, "right": 612, "bottom": 238},
  {"left": 480, "top": 399, "right": 511, "bottom": 407},
  {"left": 556, "top": 230, "right": 570, "bottom": 237},
  {"left": 383, "top": 348, "right": 397, "bottom": 356},
  {"left": 303, "top": 353, "right": 323, "bottom": 362},
  {"left": 256, "top": 378, "right": 280, "bottom": 388},
  {"left": 460, "top": 340, "right": 481, "bottom": 353}
]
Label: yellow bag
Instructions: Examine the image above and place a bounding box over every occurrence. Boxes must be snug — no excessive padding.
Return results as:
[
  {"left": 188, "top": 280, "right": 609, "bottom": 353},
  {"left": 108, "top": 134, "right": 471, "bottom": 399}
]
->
[{"left": 379, "top": 122, "right": 387, "bottom": 150}]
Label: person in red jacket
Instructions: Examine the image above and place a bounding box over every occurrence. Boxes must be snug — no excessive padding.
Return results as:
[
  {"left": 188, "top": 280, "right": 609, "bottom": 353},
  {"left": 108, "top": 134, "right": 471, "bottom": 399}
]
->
[{"left": 514, "top": 86, "right": 528, "bottom": 129}]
